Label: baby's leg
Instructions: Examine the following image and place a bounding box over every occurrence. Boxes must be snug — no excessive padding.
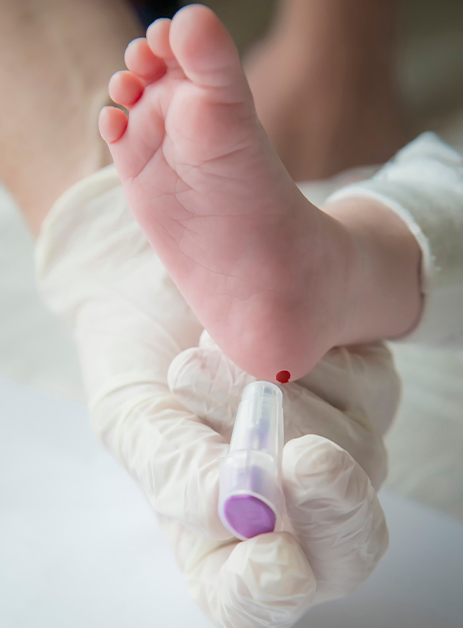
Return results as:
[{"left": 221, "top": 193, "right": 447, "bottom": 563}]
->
[
  {"left": 100, "top": 6, "right": 422, "bottom": 382},
  {"left": 0, "top": 0, "right": 142, "bottom": 235},
  {"left": 245, "top": 0, "right": 409, "bottom": 182}
]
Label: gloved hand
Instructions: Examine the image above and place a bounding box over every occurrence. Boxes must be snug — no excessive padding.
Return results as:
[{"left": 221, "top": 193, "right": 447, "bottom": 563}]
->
[
  {"left": 36, "top": 166, "right": 400, "bottom": 627},
  {"left": 163, "top": 330, "right": 395, "bottom": 626}
]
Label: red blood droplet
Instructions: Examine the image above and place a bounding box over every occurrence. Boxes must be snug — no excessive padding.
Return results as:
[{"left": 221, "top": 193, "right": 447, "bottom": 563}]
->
[{"left": 276, "top": 370, "right": 290, "bottom": 384}]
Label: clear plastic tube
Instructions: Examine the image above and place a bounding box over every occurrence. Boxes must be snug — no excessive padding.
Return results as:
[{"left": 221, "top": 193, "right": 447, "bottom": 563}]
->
[{"left": 218, "top": 381, "right": 285, "bottom": 540}]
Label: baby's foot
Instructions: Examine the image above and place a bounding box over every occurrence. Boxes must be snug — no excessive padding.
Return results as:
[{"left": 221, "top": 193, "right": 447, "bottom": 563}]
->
[{"left": 99, "top": 5, "right": 357, "bottom": 382}]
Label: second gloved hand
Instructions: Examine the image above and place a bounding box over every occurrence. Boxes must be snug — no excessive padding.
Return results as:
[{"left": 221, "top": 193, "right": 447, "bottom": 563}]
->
[{"left": 159, "top": 330, "right": 396, "bottom": 627}]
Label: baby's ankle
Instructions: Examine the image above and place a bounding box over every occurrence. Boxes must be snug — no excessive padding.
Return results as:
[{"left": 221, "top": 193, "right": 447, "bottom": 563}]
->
[{"left": 325, "top": 197, "right": 423, "bottom": 346}]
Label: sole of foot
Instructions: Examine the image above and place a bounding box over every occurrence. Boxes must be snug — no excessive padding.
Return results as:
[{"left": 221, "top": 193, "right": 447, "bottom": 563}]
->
[{"left": 99, "top": 4, "right": 356, "bottom": 383}]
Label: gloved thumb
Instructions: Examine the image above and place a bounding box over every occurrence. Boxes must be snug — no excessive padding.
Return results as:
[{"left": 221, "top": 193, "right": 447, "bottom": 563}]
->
[
  {"left": 282, "top": 434, "right": 389, "bottom": 602},
  {"left": 168, "top": 330, "right": 256, "bottom": 440},
  {"left": 169, "top": 521, "right": 317, "bottom": 628}
]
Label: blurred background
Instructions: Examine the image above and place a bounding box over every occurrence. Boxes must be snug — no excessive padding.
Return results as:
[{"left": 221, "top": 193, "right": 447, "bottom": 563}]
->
[
  {"left": 1, "top": 0, "right": 463, "bottom": 524},
  {"left": 204, "top": 0, "right": 463, "bottom": 145}
]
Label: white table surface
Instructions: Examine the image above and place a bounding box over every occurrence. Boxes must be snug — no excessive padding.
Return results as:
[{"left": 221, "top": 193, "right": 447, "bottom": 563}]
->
[{"left": 1, "top": 377, "right": 463, "bottom": 628}]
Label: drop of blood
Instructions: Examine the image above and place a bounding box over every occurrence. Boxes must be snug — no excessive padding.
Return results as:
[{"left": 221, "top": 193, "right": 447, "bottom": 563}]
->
[{"left": 276, "top": 370, "right": 290, "bottom": 384}]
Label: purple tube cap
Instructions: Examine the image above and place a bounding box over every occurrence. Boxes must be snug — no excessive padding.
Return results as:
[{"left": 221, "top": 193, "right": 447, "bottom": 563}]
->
[{"left": 223, "top": 495, "right": 276, "bottom": 539}]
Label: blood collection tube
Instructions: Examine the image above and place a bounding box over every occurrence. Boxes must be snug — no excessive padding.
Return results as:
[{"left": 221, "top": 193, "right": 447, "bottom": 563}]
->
[{"left": 218, "top": 381, "right": 285, "bottom": 540}]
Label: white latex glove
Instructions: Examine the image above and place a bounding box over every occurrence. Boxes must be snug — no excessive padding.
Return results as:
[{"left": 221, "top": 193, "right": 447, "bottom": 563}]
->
[
  {"left": 36, "top": 166, "right": 399, "bottom": 627},
  {"left": 165, "top": 330, "right": 397, "bottom": 626}
]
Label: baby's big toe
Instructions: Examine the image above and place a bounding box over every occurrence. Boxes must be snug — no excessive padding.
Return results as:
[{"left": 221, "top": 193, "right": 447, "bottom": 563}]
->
[{"left": 169, "top": 4, "right": 247, "bottom": 97}]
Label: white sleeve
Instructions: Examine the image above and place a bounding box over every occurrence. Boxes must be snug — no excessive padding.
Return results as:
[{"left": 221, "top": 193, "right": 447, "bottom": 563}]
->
[{"left": 326, "top": 132, "right": 463, "bottom": 349}]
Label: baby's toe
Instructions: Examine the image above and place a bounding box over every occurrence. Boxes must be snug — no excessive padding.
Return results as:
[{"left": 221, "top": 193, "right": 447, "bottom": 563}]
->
[
  {"left": 147, "top": 18, "right": 175, "bottom": 64},
  {"left": 125, "top": 37, "right": 167, "bottom": 82},
  {"left": 108, "top": 70, "right": 144, "bottom": 107},
  {"left": 98, "top": 106, "right": 128, "bottom": 144},
  {"left": 169, "top": 5, "right": 244, "bottom": 93}
]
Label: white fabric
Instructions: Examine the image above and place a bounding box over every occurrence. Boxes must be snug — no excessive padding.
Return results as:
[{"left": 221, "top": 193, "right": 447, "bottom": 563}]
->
[
  {"left": 327, "top": 132, "right": 463, "bottom": 348},
  {"left": 36, "top": 166, "right": 398, "bottom": 627}
]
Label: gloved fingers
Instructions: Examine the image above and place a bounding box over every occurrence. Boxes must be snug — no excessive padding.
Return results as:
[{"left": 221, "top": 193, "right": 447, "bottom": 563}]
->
[
  {"left": 168, "top": 333, "right": 388, "bottom": 489},
  {"left": 36, "top": 173, "right": 204, "bottom": 399},
  {"left": 280, "top": 383, "right": 388, "bottom": 490},
  {"left": 213, "top": 533, "right": 316, "bottom": 628},
  {"left": 282, "top": 434, "right": 389, "bottom": 603},
  {"left": 197, "top": 329, "right": 218, "bottom": 350},
  {"left": 159, "top": 514, "right": 316, "bottom": 628},
  {"left": 167, "top": 329, "right": 256, "bottom": 441},
  {"left": 168, "top": 330, "right": 343, "bottom": 442},
  {"left": 91, "top": 383, "right": 233, "bottom": 540},
  {"left": 38, "top": 180, "right": 236, "bottom": 540},
  {"left": 296, "top": 343, "right": 401, "bottom": 437}
]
